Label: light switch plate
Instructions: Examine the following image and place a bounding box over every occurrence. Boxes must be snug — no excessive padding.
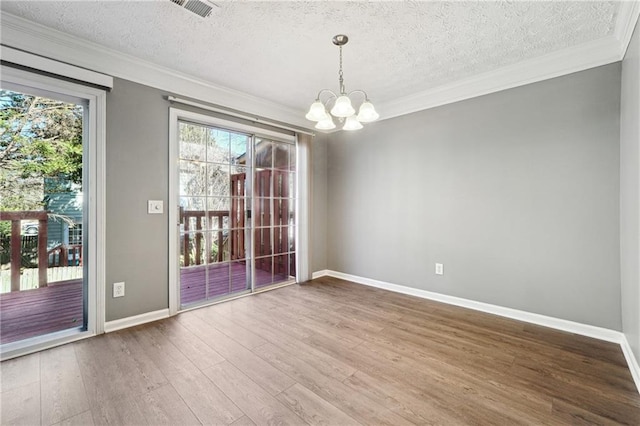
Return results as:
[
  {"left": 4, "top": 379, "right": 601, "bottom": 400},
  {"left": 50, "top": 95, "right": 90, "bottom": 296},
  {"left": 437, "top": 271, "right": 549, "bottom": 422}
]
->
[
  {"left": 148, "top": 200, "right": 163, "bottom": 214},
  {"left": 435, "top": 263, "right": 444, "bottom": 275}
]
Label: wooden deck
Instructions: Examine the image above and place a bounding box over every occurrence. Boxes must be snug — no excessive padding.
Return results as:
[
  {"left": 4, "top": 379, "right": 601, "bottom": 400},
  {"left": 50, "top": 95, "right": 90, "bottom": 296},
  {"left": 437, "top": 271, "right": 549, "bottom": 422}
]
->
[
  {"left": 0, "top": 279, "right": 84, "bottom": 344},
  {"left": 1, "top": 264, "right": 291, "bottom": 344},
  {"left": 180, "top": 262, "right": 289, "bottom": 305}
]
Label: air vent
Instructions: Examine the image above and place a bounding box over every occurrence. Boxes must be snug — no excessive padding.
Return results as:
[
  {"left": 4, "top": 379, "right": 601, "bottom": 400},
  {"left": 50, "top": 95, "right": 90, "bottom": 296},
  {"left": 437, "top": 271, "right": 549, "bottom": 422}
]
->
[{"left": 169, "top": 0, "right": 217, "bottom": 18}]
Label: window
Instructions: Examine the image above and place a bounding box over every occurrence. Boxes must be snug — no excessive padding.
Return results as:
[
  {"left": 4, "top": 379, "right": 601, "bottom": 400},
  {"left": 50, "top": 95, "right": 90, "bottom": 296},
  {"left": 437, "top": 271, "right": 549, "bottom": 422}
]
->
[{"left": 68, "top": 224, "right": 83, "bottom": 246}]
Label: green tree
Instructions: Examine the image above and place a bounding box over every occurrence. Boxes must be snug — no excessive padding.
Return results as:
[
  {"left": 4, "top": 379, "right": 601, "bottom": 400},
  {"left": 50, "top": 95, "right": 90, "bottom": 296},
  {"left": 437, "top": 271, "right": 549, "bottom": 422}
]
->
[
  {"left": 0, "top": 90, "right": 83, "bottom": 213},
  {"left": 179, "top": 122, "right": 239, "bottom": 206}
]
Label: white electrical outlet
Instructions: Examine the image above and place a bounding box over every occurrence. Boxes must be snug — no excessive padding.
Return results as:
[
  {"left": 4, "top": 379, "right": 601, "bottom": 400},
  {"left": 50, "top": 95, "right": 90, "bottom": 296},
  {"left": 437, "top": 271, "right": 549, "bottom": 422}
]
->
[
  {"left": 113, "top": 282, "right": 125, "bottom": 298},
  {"left": 435, "top": 263, "right": 444, "bottom": 275}
]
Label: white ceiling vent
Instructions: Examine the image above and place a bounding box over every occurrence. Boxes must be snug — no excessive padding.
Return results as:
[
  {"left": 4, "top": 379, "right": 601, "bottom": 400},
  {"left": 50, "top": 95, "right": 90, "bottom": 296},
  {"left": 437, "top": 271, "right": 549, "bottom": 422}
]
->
[{"left": 169, "top": 0, "right": 217, "bottom": 18}]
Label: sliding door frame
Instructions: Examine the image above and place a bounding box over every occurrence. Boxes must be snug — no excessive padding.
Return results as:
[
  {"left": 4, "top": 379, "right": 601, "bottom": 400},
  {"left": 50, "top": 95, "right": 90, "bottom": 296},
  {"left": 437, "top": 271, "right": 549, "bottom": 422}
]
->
[
  {"left": 0, "top": 66, "right": 106, "bottom": 360},
  {"left": 168, "top": 108, "right": 301, "bottom": 315}
]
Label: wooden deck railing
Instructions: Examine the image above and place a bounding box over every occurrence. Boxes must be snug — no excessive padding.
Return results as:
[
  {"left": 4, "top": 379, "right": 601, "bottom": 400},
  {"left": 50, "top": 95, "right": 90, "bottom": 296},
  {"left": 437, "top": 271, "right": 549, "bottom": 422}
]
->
[
  {"left": 48, "top": 244, "right": 82, "bottom": 267},
  {"left": 181, "top": 208, "right": 229, "bottom": 266},
  {"left": 180, "top": 170, "right": 292, "bottom": 271},
  {"left": 0, "top": 211, "right": 49, "bottom": 291}
]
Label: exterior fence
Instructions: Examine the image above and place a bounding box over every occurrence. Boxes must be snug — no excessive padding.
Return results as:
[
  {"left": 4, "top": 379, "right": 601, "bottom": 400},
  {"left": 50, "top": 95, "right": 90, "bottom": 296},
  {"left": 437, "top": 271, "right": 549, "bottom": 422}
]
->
[{"left": 0, "top": 265, "right": 82, "bottom": 293}]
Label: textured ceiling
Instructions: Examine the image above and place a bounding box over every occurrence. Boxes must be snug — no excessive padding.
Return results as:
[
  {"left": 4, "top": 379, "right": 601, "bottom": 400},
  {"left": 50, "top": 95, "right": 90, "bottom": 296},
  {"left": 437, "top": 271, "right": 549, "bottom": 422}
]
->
[{"left": 0, "top": 1, "right": 620, "bottom": 115}]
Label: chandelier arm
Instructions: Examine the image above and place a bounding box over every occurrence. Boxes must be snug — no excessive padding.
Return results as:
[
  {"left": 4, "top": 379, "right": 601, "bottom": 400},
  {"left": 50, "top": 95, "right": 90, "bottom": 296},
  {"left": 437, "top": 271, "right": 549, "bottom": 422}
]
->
[
  {"left": 347, "top": 90, "right": 370, "bottom": 102},
  {"left": 316, "top": 89, "right": 338, "bottom": 108},
  {"left": 316, "top": 89, "right": 337, "bottom": 101}
]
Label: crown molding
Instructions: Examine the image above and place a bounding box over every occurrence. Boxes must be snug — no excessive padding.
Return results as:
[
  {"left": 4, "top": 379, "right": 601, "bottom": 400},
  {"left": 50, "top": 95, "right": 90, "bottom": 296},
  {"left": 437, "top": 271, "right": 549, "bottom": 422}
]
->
[
  {"left": 0, "top": 13, "right": 313, "bottom": 130},
  {"left": 378, "top": 3, "right": 639, "bottom": 122},
  {"left": 615, "top": 0, "right": 640, "bottom": 57},
  {"left": 378, "top": 35, "right": 623, "bottom": 121}
]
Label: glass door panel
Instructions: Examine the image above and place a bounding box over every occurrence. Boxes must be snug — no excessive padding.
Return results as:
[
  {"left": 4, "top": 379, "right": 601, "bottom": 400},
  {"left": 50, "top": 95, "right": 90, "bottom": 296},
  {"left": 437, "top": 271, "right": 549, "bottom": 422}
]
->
[
  {"left": 254, "top": 138, "right": 296, "bottom": 289},
  {"left": 0, "top": 89, "right": 87, "bottom": 344},
  {"left": 178, "top": 122, "right": 251, "bottom": 307}
]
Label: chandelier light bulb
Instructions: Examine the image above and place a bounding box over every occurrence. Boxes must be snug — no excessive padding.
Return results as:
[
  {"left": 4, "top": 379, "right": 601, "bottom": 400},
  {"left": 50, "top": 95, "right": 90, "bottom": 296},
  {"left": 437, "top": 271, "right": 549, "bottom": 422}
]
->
[
  {"left": 342, "top": 115, "right": 363, "bottom": 131},
  {"left": 305, "top": 101, "right": 329, "bottom": 122},
  {"left": 315, "top": 117, "right": 336, "bottom": 130},
  {"left": 357, "top": 101, "right": 380, "bottom": 123},
  {"left": 330, "top": 96, "right": 355, "bottom": 118}
]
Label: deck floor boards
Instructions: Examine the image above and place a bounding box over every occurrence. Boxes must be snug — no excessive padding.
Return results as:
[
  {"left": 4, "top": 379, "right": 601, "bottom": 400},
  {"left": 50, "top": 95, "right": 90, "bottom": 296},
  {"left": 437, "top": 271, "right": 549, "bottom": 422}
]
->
[
  {"left": 1, "top": 277, "right": 639, "bottom": 425},
  {"left": 0, "top": 280, "right": 83, "bottom": 344},
  {"left": 180, "top": 263, "right": 289, "bottom": 304}
]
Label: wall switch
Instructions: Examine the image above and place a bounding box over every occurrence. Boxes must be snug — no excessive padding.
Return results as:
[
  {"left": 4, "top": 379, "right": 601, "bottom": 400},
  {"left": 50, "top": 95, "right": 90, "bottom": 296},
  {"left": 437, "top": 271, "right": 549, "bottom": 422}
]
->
[
  {"left": 148, "top": 200, "right": 163, "bottom": 214},
  {"left": 113, "top": 282, "right": 125, "bottom": 298},
  {"left": 435, "top": 263, "right": 444, "bottom": 275}
]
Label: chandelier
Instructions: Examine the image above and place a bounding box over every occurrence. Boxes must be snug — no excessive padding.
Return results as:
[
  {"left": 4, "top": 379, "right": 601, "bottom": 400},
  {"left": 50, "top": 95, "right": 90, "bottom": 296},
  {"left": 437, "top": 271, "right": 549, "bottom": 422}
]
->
[{"left": 305, "top": 34, "right": 379, "bottom": 131}]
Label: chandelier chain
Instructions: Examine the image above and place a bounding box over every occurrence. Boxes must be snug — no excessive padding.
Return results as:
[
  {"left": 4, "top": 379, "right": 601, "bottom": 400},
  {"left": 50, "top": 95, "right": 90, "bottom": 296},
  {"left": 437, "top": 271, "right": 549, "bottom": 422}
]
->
[{"left": 338, "top": 45, "right": 345, "bottom": 94}]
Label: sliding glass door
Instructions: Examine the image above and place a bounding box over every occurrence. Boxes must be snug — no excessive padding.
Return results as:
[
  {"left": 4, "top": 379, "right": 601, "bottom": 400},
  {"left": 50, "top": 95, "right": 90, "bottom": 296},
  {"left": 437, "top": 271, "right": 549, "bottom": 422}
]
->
[
  {"left": 0, "top": 65, "right": 105, "bottom": 358},
  {"left": 0, "top": 88, "right": 87, "bottom": 345},
  {"left": 178, "top": 122, "right": 252, "bottom": 304},
  {"left": 175, "top": 116, "right": 296, "bottom": 308}
]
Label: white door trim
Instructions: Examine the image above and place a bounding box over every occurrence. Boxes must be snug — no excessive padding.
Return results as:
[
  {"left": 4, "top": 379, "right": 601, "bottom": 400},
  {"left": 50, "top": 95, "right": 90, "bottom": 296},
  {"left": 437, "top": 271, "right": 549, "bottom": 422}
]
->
[{"left": 168, "top": 108, "right": 180, "bottom": 315}]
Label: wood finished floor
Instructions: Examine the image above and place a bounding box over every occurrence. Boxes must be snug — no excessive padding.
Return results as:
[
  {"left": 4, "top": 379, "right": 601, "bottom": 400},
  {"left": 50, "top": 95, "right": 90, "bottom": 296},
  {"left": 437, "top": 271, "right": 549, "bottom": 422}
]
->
[{"left": 2, "top": 276, "right": 639, "bottom": 425}]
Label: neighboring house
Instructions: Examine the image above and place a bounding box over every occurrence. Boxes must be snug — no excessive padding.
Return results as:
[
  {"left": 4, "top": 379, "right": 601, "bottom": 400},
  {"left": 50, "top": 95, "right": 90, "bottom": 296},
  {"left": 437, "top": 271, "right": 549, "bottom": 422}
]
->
[{"left": 43, "top": 177, "right": 82, "bottom": 252}]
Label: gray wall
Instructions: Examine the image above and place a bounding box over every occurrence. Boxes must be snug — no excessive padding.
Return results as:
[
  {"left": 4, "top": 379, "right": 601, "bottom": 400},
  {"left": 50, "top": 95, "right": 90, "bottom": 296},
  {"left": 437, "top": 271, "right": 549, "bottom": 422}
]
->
[
  {"left": 326, "top": 63, "right": 622, "bottom": 330},
  {"left": 311, "top": 133, "right": 328, "bottom": 272},
  {"left": 104, "top": 79, "right": 309, "bottom": 321},
  {"left": 103, "top": 60, "right": 627, "bottom": 333},
  {"left": 621, "top": 21, "right": 640, "bottom": 365},
  {"left": 106, "top": 78, "right": 170, "bottom": 321}
]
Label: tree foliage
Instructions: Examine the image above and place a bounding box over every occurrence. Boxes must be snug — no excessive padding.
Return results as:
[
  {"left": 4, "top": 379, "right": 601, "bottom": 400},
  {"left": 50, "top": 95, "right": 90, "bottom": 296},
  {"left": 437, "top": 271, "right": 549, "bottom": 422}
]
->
[
  {"left": 179, "top": 122, "right": 250, "bottom": 211},
  {"left": 0, "top": 90, "right": 83, "bottom": 212}
]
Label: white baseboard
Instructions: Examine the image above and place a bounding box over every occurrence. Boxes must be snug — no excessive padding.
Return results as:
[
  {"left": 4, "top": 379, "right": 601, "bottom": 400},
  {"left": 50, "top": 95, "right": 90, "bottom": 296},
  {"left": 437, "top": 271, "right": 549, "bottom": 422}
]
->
[
  {"left": 621, "top": 335, "right": 640, "bottom": 395},
  {"left": 104, "top": 308, "right": 170, "bottom": 333},
  {"left": 319, "top": 269, "right": 640, "bottom": 394},
  {"left": 324, "top": 270, "right": 622, "bottom": 343},
  {"left": 312, "top": 270, "right": 329, "bottom": 279}
]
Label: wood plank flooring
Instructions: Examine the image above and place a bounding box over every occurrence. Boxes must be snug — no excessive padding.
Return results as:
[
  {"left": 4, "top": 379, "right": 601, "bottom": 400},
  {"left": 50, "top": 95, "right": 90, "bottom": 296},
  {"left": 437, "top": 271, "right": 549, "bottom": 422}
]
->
[{"left": 2, "top": 276, "right": 639, "bottom": 425}]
